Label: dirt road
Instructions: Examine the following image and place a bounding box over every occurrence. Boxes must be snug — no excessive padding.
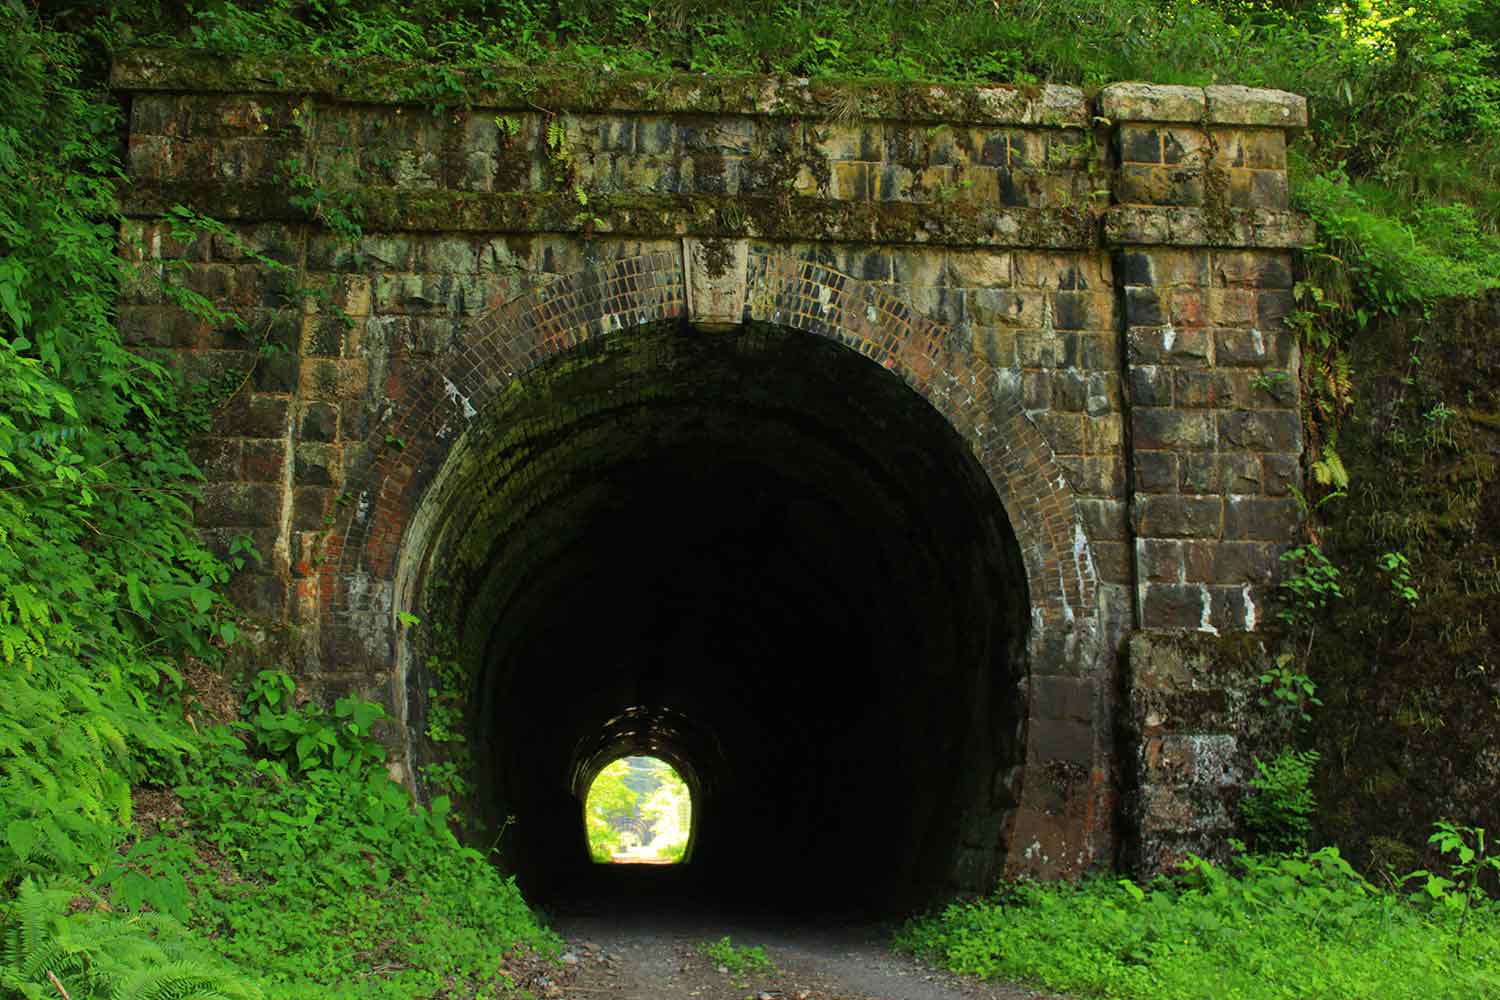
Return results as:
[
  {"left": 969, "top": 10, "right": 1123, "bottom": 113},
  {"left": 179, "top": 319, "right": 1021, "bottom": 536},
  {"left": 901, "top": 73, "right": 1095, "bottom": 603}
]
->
[{"left": 532, "top": 893, "right": 1061, "bottom": 1000}]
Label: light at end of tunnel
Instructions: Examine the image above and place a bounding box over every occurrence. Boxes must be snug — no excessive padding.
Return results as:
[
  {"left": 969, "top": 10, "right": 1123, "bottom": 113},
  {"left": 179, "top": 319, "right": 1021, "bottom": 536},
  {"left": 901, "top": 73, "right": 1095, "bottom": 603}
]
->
[{"left": 585, "top": 756, "right": 693, "bottom": 865}]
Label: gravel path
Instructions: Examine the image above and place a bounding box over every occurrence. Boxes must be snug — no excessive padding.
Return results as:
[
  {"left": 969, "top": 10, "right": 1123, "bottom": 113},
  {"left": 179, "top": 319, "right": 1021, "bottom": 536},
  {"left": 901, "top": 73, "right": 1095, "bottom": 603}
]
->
[{"left": 540, "top": 894, "right": 1065, "bottom": 1000}]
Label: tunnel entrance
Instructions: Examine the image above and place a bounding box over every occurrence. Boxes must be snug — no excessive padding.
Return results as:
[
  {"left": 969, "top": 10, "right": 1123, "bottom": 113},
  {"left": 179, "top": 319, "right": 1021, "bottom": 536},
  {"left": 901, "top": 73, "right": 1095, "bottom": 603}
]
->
[{"left": 399, "top": 320, "right": 1032, "bottom": 912}]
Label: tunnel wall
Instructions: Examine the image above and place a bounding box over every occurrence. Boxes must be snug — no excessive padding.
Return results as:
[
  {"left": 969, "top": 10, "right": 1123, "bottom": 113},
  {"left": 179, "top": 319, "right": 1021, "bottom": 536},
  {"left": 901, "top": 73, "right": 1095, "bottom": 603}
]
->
[{"left": 111, "top": 51, "right": 1312, "bottom": 885}]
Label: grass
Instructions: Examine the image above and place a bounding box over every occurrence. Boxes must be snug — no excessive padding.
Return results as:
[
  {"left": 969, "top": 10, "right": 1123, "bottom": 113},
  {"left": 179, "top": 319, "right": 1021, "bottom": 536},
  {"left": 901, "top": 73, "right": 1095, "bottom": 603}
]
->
[{"left": 896, "top": 848, "right": 1500, "bottom": 1000}]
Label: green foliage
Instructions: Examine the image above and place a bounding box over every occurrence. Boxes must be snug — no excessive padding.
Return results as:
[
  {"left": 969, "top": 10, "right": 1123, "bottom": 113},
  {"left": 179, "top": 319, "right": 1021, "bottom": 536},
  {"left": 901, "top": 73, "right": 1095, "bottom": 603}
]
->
[
  {"left": 1413, "top": 821, "right": 1500, "bottom": 957},
  {"left": 1377, "top": 550, "right": 1420, "bottom": 608},
  {"left": 160, "top": 689, "right": 559, "bottom": 999},
  {"left": 1256, "top": 654, "right": 1323, "bottom": 722},
  {"left": 0, "top": 1, "right": 232, "bottom": 894},
  {"left": 897, "top": 846, "right": 1500, "bottom": 999},
  {"left": 1240, "top": 748, "right": 1321, "bottom": 852},
  {"left": 1, "top": 877, "right": 260, "bottom": 1000},
  {"left": 698, "top": 935, "right": 771, "bottom": 976},
  {"left": 1276, "top": 544, "right": 1344, "bottom": 630},
  {"left": 1293, "top": 164, "right": 1500, "bottom": 314}
]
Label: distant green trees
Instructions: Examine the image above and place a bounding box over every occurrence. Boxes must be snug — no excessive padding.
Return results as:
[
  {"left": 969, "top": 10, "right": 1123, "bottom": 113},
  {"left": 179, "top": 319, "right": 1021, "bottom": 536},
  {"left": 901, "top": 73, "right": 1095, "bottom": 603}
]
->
[{"left": 585, "top": 756, "right": 692, "bottom": 863}]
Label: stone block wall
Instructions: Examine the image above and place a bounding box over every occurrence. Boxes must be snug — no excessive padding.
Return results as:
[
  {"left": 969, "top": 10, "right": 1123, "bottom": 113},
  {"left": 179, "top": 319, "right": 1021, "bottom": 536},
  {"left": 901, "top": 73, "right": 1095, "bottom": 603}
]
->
[
  {"left": 1122, "top": 630, "right": 1292, "bottom": 873},
  {"left": 111, "top": 51, "right": 1314, "bottom": 877}
]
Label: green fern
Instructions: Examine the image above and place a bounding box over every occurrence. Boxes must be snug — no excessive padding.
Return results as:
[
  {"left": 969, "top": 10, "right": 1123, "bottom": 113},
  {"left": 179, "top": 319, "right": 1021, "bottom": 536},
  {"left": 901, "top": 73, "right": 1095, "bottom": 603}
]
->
[
  {"left": 1, "top": 878, "right": 263, "bottom": 1000},
  {"left": 1311, "top": 442, "right": 1350, "bottom": 488}
]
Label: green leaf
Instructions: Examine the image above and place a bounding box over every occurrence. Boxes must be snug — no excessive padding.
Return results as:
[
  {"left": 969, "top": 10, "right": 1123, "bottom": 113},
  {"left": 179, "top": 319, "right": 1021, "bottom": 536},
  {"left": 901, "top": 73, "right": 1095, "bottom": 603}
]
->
[{"left": 6, "top": 819, "right": 38, "bottom": 861}]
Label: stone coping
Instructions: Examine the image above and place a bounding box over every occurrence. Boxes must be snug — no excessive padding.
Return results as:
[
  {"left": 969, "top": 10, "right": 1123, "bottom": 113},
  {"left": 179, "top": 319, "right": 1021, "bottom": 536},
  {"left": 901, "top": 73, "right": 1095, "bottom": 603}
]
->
[
  {"left": 110, "top": 48, "right": 1091, "bottom": 126},
  {"left": 1098, "top": 83, "right": 1307, "bottom": 130},
  {"left": 112, "top": 51, "right": 1307, "bottom": 132}
]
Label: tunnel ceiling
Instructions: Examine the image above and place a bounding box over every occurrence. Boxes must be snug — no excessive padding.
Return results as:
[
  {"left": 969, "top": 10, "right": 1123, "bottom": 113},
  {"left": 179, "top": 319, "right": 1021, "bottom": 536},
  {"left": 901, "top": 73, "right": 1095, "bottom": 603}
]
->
[{"left": 404, "top": 321, "right": 1031, "bottom": 909}]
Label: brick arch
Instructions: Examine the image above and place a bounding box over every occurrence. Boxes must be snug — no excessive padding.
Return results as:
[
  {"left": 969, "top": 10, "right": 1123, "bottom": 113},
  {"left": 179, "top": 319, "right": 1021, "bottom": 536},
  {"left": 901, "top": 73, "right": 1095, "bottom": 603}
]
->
[{"left": 317, "top": 246, "right": 1097, "bottom": 666}]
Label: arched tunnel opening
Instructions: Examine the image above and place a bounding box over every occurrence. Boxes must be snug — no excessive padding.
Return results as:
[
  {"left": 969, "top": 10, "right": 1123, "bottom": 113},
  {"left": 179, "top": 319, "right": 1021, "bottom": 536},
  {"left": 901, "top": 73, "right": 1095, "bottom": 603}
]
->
[{"left": 400, "top": 320, "right": 1032, "bottom": 914}]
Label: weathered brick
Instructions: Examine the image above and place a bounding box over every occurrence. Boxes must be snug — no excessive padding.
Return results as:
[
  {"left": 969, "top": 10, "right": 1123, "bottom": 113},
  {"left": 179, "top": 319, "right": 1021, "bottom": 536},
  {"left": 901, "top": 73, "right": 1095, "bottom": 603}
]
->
[
  {"left": 1033, "top": 676, "right": 1095, "bottom": 722},
  {"left": 1087, "top": 413, "right": 1124, "bottom": 454},
  {"left": 969, "top": 288, "right": 1045, "bottom": 329},
  {"left": 294, "top": 442, "right": 342, "bottom": 487},
  {"left": 292, "top": 486, "right": 333, "bottom": 531},
  {"left": 1140, "top": 734, "right": 1239, "bottom": 786},
  {"left": 1136, "top": 495, "right": 1223, "bottom": 538},
  {"left": 1124, "top": 286, "right": 1163, "bottom": 326},
  {"left": 1141, "top": 583, "right": 1212, "bottom": 630},
  {"left": 1263, "top": 453, "right": 1300, "bottom": 496},
  {"left": 212, "top": 395, "right": 289, "bottom": 438},
  {"left": 195, "top": 483, "right": 283, "bottom": 527},
  {"left": 1127, "top": 365, "right": 1171, "bottom": 407},
  {"left": 1161, "top": 127, "right": 1208, "bottom": 166},
  {"left": 1218, "top": 410, "right": 1301, "bottom": 452},
  {"left": 1132, "top": 409, "right": 1215, "bottom": 451},
  {"left": 1050, "top": 370, "right": 1088, "bottom": 411},
  {"left": 1057, "top": 456, "right": 1126, "bottom": 496},
  {"left": 242, "top": 439, "right": 286, "bottom": 482},
  {"left": 1079, "top": 497, "right": 1129, "bottom": 541},
  {"left": 1222, "top": 497, "right": 1301, "bottom": 540},
  {"left": 300, "top": 401, "right": 340, "bottom": 442},
  {"left": 1030, "top": 719, "right": 1094, "bottom": 763},
  {"left": 1172, "top": 370, "right": 1234, "bottom": 409},
  {"left": 1210, "top": 542, "right": 1279, "bottom": 585},
  {"left": 1086, "top": 371, "right": 1121, "bottom": 417},
  {"left": 945, "top": 250, "right": 1011, "bottom": 287},
  {"left": 1099, "top": 83, "right": 1206, "bottom": 124},
  {"left": 1132, "top": 164, "right": 1204, "bottom": 206},
  {"left": 1134, "top": 451, "right": 1178, "bottom": 493},
  {"left": 251, "top": 350, "right": 300, "bottom": 394},
  {"left": 1180, "top": 452, "right": 1260, "bottom": 494},
  {"left": 227, "top": 572, "right": 288, "bottom": 617},
  {"left": 1140, "top": 538, "right": 1192, "bottom": 582},
  {"left": 1256, "top": 288, "right": 1297, "bottom": 328},
  {"left": 1118, "top": 125, "right": 1163, "bottom": 164},
  {"left": 188, "top": 438, "right": 241, "bottom": 482},
  {"left": 1249, "top": 169, "right": 1289, "bottom": 210},
  {"left": 1052, "top": 290, "right": 1113, "bottom": 330},
  {"left": 1204, "top": 85, "right": 1307, "bottom": 128},
  {"left": 1092, "top": 540, "right": 1132, "bottom": 585},
  {"left": 1033, "top": 411, "right": 1087, "bottom": 454},
  {"left": 1127, "top": 325, "right": 1211, "bottom": 367},
  {"left": 1212, "top": 250, "right": 1292, "bottom": 289}
]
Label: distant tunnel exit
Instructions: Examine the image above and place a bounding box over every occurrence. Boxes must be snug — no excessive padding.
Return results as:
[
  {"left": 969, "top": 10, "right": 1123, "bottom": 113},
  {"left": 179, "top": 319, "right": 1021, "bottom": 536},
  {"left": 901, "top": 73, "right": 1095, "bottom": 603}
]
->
[{"left": 399, "top": 321, "right": 1032, "bottom": 911}]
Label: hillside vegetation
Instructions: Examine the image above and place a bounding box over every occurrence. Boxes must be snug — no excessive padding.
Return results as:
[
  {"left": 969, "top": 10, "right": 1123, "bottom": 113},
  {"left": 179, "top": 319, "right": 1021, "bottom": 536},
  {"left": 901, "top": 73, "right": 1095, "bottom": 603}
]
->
[{"left": 2, "top": 2, "right": 1499, "bottom": 998}]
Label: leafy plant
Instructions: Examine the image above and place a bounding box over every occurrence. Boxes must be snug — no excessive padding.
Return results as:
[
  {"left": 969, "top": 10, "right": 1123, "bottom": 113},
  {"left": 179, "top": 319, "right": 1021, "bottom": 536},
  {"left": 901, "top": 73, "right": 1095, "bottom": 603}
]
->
[
  {"left": 1240, "top": 748, "right": 1320, "bottom": 853},
  {"left": 1277, "top": 544, "right": 1344, "bottom": 631},
  {"left": 1377, "top": 551, "right": 1420, "bottom": 608},
  {"left": 699, "top": 935, "right": 772, "bottom": 976},
  {"left": 1257, "top": 654, "right": 1323, "bottom": 722},
  {"left": 1416, "top": 821, "right": 1500, "bottom": 957}
]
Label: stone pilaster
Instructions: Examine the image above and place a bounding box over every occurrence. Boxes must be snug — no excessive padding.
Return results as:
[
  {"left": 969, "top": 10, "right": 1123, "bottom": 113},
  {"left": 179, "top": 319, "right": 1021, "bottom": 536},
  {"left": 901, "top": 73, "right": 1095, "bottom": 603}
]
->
[{"left": 1101, "top": 83, "right": 1313, "bottom": 634}]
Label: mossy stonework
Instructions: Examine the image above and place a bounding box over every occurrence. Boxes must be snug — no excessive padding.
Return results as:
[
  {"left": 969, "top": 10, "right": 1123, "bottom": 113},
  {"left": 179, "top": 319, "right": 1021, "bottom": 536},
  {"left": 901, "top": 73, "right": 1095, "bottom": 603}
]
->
[
  {"left": 1309, "top": 292, "right": 1500, "bottom": 874},
  {"left": 112, "top": 51, "right": 1313, "bottom": 897}
]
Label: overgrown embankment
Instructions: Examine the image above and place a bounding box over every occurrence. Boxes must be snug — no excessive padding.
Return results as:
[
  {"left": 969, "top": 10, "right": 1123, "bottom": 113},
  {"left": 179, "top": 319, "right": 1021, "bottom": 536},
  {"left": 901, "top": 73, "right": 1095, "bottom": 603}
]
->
[
  {"left": 1308, "top": 289, "right": 1500, "bottom": 869},
  {"left": 0, "top": 12, "right": 555, "bottom": 999}
]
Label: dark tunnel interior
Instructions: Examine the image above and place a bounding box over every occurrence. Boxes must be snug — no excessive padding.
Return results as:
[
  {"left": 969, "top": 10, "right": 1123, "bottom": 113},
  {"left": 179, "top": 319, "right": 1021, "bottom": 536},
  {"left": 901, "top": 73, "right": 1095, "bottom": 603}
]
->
[{"left": 402, "top": 321, "right": 1032, "bottom": 913}]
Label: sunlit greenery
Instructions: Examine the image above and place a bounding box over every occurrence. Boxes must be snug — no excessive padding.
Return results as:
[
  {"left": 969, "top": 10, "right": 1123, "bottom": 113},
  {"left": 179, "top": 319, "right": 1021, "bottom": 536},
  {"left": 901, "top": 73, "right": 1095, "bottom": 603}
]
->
[
  {"left": 898, "top": 845, "right": 1500, "bottom": 1000},
  {"left": 585, "top": 756, "right": 692, "bottom": 864}
]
